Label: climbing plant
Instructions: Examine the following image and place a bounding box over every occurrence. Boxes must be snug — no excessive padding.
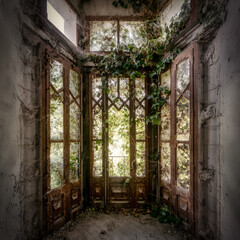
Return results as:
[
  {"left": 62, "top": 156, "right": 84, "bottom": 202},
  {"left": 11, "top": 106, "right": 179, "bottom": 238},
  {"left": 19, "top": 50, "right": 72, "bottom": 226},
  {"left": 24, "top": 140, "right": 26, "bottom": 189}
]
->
[
  {"left": 82, "top": 0, "right": 191, "bottom": 125},
  {"left": 80, "top": 0, "right": 228, "bottom": 125}
]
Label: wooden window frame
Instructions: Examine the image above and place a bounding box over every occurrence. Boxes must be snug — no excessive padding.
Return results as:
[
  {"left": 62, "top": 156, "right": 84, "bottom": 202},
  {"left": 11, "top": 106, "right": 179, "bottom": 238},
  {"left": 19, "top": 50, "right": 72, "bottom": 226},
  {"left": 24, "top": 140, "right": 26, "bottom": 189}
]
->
[{"left": 85, "top": 16, "right": 143, "bottom": 53}]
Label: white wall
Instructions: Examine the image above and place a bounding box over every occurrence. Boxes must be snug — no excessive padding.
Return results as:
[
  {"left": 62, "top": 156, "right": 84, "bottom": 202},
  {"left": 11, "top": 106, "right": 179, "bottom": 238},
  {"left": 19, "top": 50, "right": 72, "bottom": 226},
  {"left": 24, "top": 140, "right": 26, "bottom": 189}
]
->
[{"left": 218, "top": 0, "right": 240, "bottom": 239}]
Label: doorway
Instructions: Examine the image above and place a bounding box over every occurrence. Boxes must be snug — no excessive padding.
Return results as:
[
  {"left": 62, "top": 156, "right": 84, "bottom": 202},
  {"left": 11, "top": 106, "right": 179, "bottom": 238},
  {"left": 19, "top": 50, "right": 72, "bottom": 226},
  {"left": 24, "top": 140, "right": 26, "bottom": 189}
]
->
[{"left": 90, "top": 77, "right": 149, "bottom": 207}]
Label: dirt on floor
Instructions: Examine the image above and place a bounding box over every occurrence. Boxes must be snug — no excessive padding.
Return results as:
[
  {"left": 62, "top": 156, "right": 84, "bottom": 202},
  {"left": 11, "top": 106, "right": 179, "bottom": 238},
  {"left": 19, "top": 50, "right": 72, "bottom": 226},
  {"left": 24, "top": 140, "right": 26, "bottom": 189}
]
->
[{"left": 44, "top": 209, "right": 191, "bottom": 240}]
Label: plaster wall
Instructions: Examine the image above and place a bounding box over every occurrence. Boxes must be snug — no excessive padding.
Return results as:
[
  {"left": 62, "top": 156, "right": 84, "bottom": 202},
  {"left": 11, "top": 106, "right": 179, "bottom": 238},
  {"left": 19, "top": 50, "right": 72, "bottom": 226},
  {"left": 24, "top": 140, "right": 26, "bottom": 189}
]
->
[
  {"left": 82, "top": 0, "right": 138, "bottom": 16},
  {"left": 0, "top": 0, "right": 24, "bottom": 239},
  {"left": 218, "top": 0, "right": 240, "bottom": 239},
  {"left": 198, "top": 0, "right": 240, "bottom": 239}
]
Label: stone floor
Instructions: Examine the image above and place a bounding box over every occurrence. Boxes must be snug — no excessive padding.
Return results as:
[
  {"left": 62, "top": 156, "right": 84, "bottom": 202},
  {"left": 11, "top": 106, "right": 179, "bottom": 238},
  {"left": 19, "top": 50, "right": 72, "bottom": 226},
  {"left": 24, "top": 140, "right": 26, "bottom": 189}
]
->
[{"left": 44, "top": 211, "right": 190, "bottom": 240}]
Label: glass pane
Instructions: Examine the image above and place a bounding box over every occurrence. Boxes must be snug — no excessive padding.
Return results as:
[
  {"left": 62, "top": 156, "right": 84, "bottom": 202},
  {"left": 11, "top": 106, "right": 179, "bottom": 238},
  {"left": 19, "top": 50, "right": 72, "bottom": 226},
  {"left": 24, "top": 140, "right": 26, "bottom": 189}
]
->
[
  {"left": 119, "top": 21, "right": 145, "bottom": 47},
  {"left": 50, "top": 94, "right": 63, "bottom": 140},
  {"left": 90, "top": 21, "right": 117, "bottom": 51},
  {"left": 161, "top": 104, "right": 170, "bottom": 140},
  {"left": 70, "top": 102, "right": 81, "bottom": 140},
  {"left": 93, "top": 140, "right": 103, "bottom": 176},
  {"left": 135, "top": 78, "right": 145, "bottom": 101},
  {"left": 184, "top": 89, "right": 190, "bottom": 99},
  {"left": 50, "top": 60, "right": 64, "bottom": 140},
  {"left": 50, "top": 60, "right": 63, "bottom": 90},
  {"left": 70, "top": 70, "right": 80, "bottom": 97},
  {"left": 136, "top": 106, "right": 145, "bottom": 140},
  {"left": 70, "top": 142, "right": 80, "bottom": 182},
  {"left": 176, "top": 59, "right": 190, "bottom": 93},
  {"left": 93, "top": 105, "right": 102, "bottom": 139},
  {"left": 109, "top": 106, "right": 130, "bottom": 176},
  {"left": 136, "top": 142, "right": 145, "bottom": 177},
  {"left": 108, "top": 78, "right": 120, "bottom": 107},
  {"left": 92, "top": 78, "right": 102, "bottom": 101},
  {"left": 120, "top": 78, "right": 130, "bottom": 102},
  {"left": 161, "top": 70, "right": 170, "bottom": 98},
  {"left": 177, "top": 143, "right": 190, "bottom": 190},
  {"left": 160, "top": 142, "right": 171, "bottom": 182},
  {"left": 50, "top": 142, "right": 64, "bottom": 189},
  {"left": 177, "top": 96, "right": 190, "bottom": 141}
]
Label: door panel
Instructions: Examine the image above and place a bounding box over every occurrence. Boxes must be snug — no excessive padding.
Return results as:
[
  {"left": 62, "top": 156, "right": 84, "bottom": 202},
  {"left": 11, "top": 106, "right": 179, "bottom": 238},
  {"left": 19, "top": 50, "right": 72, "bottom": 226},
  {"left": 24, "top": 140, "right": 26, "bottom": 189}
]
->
[
  {"left": 90, "top": 77, "right": 148, "bottom": 206},
  {"left": 159, "top": 44, "right": 198, "bottom": 228},
  {"left": 43, "top": 54, "right": 82, "bottom": 233}
]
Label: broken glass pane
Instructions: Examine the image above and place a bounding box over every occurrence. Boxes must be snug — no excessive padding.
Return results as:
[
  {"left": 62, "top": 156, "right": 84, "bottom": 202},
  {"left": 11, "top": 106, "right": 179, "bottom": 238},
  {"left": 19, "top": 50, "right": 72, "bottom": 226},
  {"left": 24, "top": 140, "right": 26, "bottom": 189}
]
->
[
  {"left": 90, "top": 21, "right": 117, "bottom": 51},
  {"left": 160, "top": 142, "right": 171, "bottom": 182},
  {"left": 50, "top": 142, "right": 64, "bottom": 189},
  {"left": 108, "top": 106, "right": 130, "bottom": 176},
  {"left": 120, "top": 21, "right": 145, "bottom": 47},
  {"left": 70, "top": 142, "right": 80, "bottom": 182},
  {"left": 176, "top": 96, "right": 190, "bottom": 141},
  {"left": 136, "top": 142, "right": 145, "bottom": 177},
  {"left": 177, "top": 143, "right": 190, "bottom": 190}
]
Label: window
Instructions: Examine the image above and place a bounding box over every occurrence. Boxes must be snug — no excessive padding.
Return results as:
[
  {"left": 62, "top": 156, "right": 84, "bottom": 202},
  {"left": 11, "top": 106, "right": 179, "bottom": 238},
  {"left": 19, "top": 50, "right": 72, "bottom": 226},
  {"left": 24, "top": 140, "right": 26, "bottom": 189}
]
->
[
  {"left": 47, "top": 58, "right": 81, "bottom": 189},
  {"left": 88, "top": 18, "right": 144, "bottom": 52},
  {"left": 47, "top": 0, "right": 77, "bottom": 45}
]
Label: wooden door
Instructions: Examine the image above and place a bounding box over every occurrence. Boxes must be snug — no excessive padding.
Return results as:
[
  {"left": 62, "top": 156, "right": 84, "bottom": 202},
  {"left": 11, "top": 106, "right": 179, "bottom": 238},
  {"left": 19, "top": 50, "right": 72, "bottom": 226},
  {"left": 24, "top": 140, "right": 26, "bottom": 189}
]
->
[
  {"left": 90, "top": 77, "right": 149, "bottom": 207},
  {"left": 42, "top": 52, "right": 82, "bottom": 232},
  {"left": 159, "top": 44, "right": 198, "bottom": 228}
]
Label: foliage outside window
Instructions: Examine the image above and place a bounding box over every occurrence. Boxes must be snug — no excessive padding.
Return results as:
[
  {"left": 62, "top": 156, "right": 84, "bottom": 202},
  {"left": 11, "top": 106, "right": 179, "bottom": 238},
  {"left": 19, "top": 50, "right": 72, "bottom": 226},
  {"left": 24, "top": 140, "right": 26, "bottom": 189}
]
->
[
  {"left": 49, "top": 59, "right": 81, "bottom": 189},
  {"left": 89, "top": 20, "right": 145, "bottom": 51},
  {"left": 91, "top": 77, "right": 146, "bottom": 177}
]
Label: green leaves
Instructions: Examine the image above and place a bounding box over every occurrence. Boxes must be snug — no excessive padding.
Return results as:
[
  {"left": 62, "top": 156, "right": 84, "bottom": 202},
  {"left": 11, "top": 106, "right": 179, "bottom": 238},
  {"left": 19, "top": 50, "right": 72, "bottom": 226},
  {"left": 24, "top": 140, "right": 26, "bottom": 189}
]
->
[
  {"left": 145, "top": 83, "right": 170, "bottom": 125},
  {"left": 151, "top": 204, "right": 183, "bottom": 227},
  {"left": 81, "top": 1, "right": 194, "bottom": 127}
]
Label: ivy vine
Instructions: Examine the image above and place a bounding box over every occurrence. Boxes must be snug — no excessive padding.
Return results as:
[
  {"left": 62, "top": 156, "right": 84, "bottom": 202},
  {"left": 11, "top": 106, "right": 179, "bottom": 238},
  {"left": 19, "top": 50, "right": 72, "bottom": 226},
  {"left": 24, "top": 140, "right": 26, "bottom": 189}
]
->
[{"left": 79, "top": 0, "right": 228, "bottom": 125}]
